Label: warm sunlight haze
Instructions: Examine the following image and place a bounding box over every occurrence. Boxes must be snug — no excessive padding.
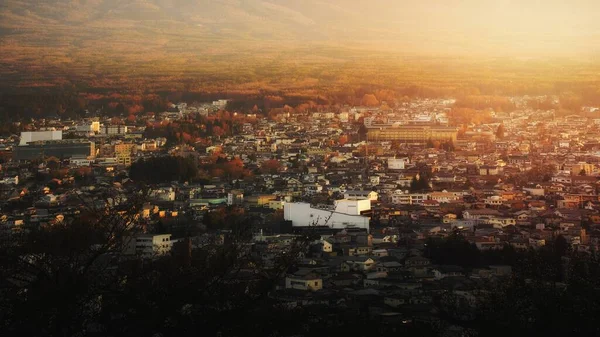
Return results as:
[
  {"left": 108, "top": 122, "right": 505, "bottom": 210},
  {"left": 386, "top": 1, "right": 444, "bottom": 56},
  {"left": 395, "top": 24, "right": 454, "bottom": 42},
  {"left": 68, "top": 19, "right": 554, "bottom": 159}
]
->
[{"left": 3, "top": 1, "right": 600, "bottom": 337}]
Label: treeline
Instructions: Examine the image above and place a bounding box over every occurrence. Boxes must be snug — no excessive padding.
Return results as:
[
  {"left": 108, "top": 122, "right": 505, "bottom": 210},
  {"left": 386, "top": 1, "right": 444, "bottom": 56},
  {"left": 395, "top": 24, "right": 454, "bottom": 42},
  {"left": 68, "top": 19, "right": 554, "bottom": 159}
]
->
[
  {"left": 129, "top": 155, "right": 254, "bottom": 183},
  {"left": 423, "top": 233, "right": 600, "bottom": 335},
  {"left": 424, "top": 233, "right": 571, "bottom": 280},
  {"left": 143, "top": 113, "right": 247, "bottom": 145},
  {"left": 4, "top": 70, "right": 600, "bottom": 121},
  {"left": 129, "top": 156, "right": 198, "bottom": 183}
]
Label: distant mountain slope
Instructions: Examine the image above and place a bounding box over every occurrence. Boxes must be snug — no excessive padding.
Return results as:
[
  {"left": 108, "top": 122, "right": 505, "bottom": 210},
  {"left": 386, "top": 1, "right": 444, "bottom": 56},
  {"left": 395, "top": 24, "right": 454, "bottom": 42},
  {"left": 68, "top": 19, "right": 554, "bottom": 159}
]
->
[
  {"left": 1, "top": 0, "right": 600, "bottom": 90},
  {"left": 2, "top": 0, "right": 599, "bottom": 56}
]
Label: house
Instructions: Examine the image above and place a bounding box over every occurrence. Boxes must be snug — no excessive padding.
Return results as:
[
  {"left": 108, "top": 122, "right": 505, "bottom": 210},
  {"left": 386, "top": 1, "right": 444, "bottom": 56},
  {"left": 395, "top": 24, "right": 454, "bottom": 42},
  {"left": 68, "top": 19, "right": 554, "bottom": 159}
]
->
[
  {"left": 341, "top": 257, "right": 376, "bottom": 272},
  {"left": 391, "top": 190, "right": 429, "bottom": 205},
  {"left": 529, "top": 237, "right": 546, "bottom": 248},
  {"left": 462, "top": 209, "right": 502, "bottom": 220},
  {"left": 344, "top": 190, "right": 378, "bottom": 201},
  {"left": 372, "top": 249, "right": 389, "bottom": 257},
  {"left": 429, "top": 190, "right": 461, "bottom": 203},
  {"left": 479, "top": 165, "right": 499, "bottom": 176},
  {"left": 432, "top": 265, "right": 464, "bottom": 279},
  {"left": 484, "top": 195, "right": 503, "bottom": 207},
  {"left": 376, "top": 261, "right": 403, "bottom": 273},
  {"left": 330, "top": 273, "right": 361, "bottom": 287},
  {"left": 149, "top": 187, "right": 176, "bottom": 202},
  {"left": 404, "top": 256, "right": 430, "bottom": 277},
  {"left": 384, "top": 295, "right": 409, "bottom": 308},
  {"left": 285, "top": 273, "right": 323, "bottom": 291},
  {"left": 342, "top": 245, "right": 372, "bottom": 256},
  {"left": 321, "top": 239, "right": 333, "bottom": 253}
]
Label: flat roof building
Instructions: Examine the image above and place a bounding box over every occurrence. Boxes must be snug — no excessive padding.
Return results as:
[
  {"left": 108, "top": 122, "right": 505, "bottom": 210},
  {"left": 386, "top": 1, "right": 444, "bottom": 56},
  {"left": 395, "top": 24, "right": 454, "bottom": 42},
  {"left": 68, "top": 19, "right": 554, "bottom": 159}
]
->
[
  {"left": 19, "top": 131, "right": 62, "bottom": 146},
  {"left": 13, "top": 139, "right": 95, "bottom": 161},
  {"left": 366, "top": 124, "right": 458, "bottom": 143}
]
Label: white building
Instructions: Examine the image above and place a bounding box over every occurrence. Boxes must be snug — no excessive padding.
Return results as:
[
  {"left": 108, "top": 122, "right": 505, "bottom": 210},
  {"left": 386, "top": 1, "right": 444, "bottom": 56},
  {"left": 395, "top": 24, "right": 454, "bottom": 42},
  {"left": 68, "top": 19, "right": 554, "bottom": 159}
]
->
[
  {"left": 212, "top": 99, "right": 229, "bottom": 108},
  {"left": 283, "top": 199, "right": 370, "bottom": 230},
  {"left": 70, "top": 157, "right": 93, "bottom": 166},
  {"left": 128, "top": 234, "right": 173, "bottom": 257},
  {"left": 429, "top": 191, "right": 461, "bottom": 203},
  {"left": 20, "top": 131, "right": 62, "bottom": 146},
  {"left": 484, "top": 195, "right": 503, "bottom": 206},
  {"left": 149, "top": 187, "right": 176, "bottom": 202},
  {"left": 388, "top": 157, "right": 409, "bottom": 170},
  {"left": 0, "top": 176, "right": 18, "bottom": 185},
  {"left": 391, "top": 190, "right": 429, "bottom": 205}
]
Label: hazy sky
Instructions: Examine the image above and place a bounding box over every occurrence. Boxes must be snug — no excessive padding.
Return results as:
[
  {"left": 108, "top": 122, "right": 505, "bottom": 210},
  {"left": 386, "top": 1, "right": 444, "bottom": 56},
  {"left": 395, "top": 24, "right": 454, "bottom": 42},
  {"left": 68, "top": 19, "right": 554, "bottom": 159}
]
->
[{"left": 342, "top": 0, "right": 600, "bottom": 55}]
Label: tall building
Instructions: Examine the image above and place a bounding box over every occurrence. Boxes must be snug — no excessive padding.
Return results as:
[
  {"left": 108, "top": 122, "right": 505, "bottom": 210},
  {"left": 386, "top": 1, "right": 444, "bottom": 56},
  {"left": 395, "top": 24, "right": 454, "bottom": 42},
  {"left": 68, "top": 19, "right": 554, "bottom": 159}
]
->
[
  {"left": 125, "top": 234, "right": 173, "bottom": 258},
  {"left": 13, "top": 139, "right": 95, "bottom": 161},
  {"left": 114, "top": 143, "right": 136, "bottom": 166},
  {"left": 19, "top": 131, "right": 62, "bottom": 146},
  {"left": 101, "top": 125, "right": 128, "bottom": 136},
  {"left": 366, "top": 125, "right": 458, "bottom": 143}
]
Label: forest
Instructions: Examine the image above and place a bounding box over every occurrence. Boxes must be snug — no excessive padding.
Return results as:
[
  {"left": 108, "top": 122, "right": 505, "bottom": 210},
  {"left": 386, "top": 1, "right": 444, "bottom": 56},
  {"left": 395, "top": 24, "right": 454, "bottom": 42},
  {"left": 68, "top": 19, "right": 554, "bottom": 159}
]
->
[{"left": 2, "top": 55, "right": 600, "bottom": 124}]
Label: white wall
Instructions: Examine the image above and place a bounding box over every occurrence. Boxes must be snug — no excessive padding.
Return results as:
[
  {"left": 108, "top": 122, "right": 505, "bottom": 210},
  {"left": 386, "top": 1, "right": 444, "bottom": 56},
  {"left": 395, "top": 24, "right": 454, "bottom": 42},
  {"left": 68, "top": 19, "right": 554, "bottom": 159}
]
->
[
  {"left": 388, "top": 158, "right": 408, "bottom": 170},
  {"left": 334, "top": 199, "right": 371, "bottom": 215},
  {"left": 20, "top": 131, "right": 63, "bottom": 145},
  {"left": 284, "top": 202, "right": 370, "bottom": 230},
  {"left": 135, "top": 234, "right": 173, "bottom": 257}
]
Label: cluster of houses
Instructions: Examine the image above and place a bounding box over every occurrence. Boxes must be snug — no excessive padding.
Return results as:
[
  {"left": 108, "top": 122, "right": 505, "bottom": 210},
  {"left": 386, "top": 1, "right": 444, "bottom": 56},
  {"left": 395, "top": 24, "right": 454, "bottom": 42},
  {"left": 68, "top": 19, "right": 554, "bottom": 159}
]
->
[{"left": 2, "top": 96, "right": 600, "bottom": 330}]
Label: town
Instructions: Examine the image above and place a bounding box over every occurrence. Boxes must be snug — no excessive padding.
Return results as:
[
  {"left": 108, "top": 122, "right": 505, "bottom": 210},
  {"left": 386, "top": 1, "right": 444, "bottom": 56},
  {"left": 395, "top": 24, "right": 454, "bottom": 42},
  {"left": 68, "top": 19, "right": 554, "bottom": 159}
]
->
[{"left": 1, "top": 95, "right": 599, "bottom": 335}]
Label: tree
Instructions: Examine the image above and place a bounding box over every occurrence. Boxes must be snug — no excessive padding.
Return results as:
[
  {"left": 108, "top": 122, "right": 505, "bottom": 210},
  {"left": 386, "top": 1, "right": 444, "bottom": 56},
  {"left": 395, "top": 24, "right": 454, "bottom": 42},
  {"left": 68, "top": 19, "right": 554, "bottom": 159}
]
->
[
  {"left": 212, "top": 125, "right": 225, "bottom": 138},
  {"left": 0, "top": 194, "right": 314, "bottom": 337},
  {"left": 496, "top": 123, "right": 505, "bottom": 139},
  {"left": 261, "top": 159, "right": 281, "bottom": 174},
  {"left": 410, "top": 173, "right": 430, "bottom": 192},
  {"left": 361, "top": 94, "right": 379, "bottom": 107},
  {"left": 0, "top": 189, "right": 147, "bottom": 336},
  {"left": 129, "top": 156, "right": 198, "bottom": 183}
]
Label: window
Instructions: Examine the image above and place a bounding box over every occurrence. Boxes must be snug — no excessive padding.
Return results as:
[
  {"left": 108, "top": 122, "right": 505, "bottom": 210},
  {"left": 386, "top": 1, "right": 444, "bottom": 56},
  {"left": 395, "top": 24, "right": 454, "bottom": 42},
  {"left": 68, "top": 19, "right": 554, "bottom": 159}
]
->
[{"left": 314, "top": 281, "right": 319, "bottom": 286}]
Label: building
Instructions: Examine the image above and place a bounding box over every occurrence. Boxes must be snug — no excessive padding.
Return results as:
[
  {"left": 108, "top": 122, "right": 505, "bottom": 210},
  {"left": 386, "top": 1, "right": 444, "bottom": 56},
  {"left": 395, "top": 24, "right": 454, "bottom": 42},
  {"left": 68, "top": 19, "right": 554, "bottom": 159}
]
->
[
  {"left": 19, "top": 131, "right": 62, "bottom": 146},
  {"left": 344, "top": 190, "right": 378, "bottom": 201},
  {"left": 74, "top": 121, "right": 100, "bottom": 133},
  {"left": 114, "top": 143, "right": 136, "bottom": 166},
  {"left": 285, "top": 273, "right": 323, "bottom": 291},
  {"left": 127, "top": 234, "right": 173, "bottom": 257},
  {"left": 13, "top": 139, "right": 95, "bottom": 161},
  {"left": 69, "top": 156, "right": 93, "bottom": 166},
  {"left": 141, "top": 140, "right": 158, "bottom": 151},
  {"left": 101, "top": 125, "right": 128, "bottom": 136},
  {"left": 429, "top": 191, "right": 462, "bottom": 203},
  {"left": 212, "top": 99, "right": 230, "bottom": 108},
  {"left": 391, "top": 191, "right": 429, "bottom": 205},
  {"left": 246, "top": 194, "right": 277, "bottom": 207},
  {"left": 283, "top": 199, "right": 370, "bottom": 230},
  {"left": 388, "top": 157, "right": 409, "bottom": 170},
  {"left": 366, "top": 125, "right": 458, "bottom": 143}
]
